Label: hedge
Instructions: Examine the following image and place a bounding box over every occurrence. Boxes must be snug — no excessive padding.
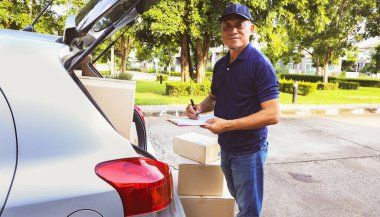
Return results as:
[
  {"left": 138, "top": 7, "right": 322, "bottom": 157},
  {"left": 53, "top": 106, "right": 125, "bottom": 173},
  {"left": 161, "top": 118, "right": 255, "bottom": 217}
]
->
[
  {"left": 338, "top": 81, "right": 359, "bottom": 90},
  {"left": 280, "top": 74, "right": 324, "bottom": 83},
  {"left": 166, "top": 81, "right": 211, "bottom": 96},
  {"left": 279, "top": 79, "right": 317, "bottom": 96},
  {"left": 280, "top": 74, "right": 380, "bottom": 88},
  {"left": 104, "top": 73, "right": 133, "bottom": 80},
  {"left": 317, "top": 82, "right": 338, "bottom": 90}
]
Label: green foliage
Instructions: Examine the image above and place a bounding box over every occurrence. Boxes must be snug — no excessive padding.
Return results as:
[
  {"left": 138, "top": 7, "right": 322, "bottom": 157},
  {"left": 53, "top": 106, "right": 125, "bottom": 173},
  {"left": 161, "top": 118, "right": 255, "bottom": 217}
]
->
[
  {"left": 280, "top": 74, "right": 324, "bottom": 83},
  {"left": 166, "top": 82, "right": 189, "bottom": 96},
  {"left": 127, "top": 67, "right": 142, "bottom": 72},
  {"left": 279, "top": 79, "right": 317, "bottom": 96},
  {"left": 105, "top": 73, "right": 133, "bottom": 80},
  {"left": 317, "top": 82, "right": 338, "bottom": 90},
  {"left": 0, "top": 0, "right": 84, "bottom": 35},
  {"left": 118, "top": 73, "right": 133, "bottom": 80},
  {"left": 162, "top": 71, "right": 181, "bottom": 77},
  {"left": 262, "top": 0, "right": 376, "bottom": 82},
  {"left": 363, "top": 44, "right": 380, "bottom": 74},
  {"left": 335, "top": 78, "right": 380, "bottom": 88},
  {"left": 298, "top": 81, "right": 318, "bottom": 96},
  {"left": 165, "top": 81, "right": 210, "bottom": 96},
  {"left": 100, "top": 70, "right": 111, "bottom": 76},
  {"left": 338, "top": 81, "right": 359, "bottom": 90},
  {"left": 157, "top": 74, "right": 169, "bottom": 82},
  {"left": 280, "top": 74, "right": 380, "bottom": 88},
  {"left": 278, "top": 79, "right": 294, "bottom": 94},
  {"left": 136, "top": 81, "right": 380, "bottom": 105}
]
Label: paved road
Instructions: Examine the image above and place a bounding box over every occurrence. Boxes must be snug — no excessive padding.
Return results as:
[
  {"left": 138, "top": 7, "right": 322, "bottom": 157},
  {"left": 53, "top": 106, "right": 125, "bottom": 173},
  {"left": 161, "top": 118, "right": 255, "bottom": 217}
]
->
[{"left": 145, "top": 114, "right": 380, "bottom": 217}]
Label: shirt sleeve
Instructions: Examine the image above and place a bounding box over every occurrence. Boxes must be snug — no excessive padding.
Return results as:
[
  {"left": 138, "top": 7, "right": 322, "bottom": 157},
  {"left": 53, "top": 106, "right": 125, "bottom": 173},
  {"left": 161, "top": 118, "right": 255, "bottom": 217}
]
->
[{"left": 254, "top": 58, "right": 279, "bottom": 104}]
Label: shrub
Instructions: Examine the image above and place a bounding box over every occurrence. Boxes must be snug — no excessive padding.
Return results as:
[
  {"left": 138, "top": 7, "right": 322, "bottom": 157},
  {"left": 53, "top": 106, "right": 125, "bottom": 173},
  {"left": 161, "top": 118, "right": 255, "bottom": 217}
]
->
[
  {"left": 333, "top": 77, "right": 380, "bottom": 88},
  {"left": 279, "top": 79, "right": 317, "bottom": 96},
  {"left": 338, "top": 81, "right": 359, "bottom": 90},
  {"left": 279, "top": 79, "right": 294, "bottom": 94},
  {"left": 166, "top": 82, "right": 189, "bottom": 96},
  {"left": 117, "top": 73, "right": 133, "bottom": 80},
  {"left": 280, "top": 74, "right": 380, "bottom": 88},
  {"left": 156, "top": 74, "right": 169, "bottom": 82},
  {"left": 317, "top": 82, "right": 338, "bottom": 90},
  {"left": 162, "top": 71, "right": 181, "bottom": 77},
  {"left": 166, "top": 81, "right": 210, "bottom": 96},
  {"left": 280, "top": 74, "right": 324, "bottom": 83},
  {"left": 100, "top": 70, "right": 111, "bottom": 76},
  {"left": 126, "top": 67, "right": 141, "bottom": 72},
  {"left": 140, "top": 68, "right": 156, "bottom": 73},
  {"left": 297, "top": 81, "right": 318, "bottom": 95}
]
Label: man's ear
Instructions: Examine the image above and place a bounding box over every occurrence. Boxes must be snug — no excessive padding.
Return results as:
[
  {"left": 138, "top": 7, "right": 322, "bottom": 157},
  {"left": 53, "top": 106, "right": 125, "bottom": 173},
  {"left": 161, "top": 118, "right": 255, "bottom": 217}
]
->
[{"left": 250, "top": 24, "right": 255, "bottom": 34}]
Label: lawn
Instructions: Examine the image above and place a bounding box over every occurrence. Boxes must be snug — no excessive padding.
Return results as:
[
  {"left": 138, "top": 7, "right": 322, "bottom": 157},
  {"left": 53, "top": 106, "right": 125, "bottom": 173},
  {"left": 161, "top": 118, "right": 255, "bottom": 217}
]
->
[{"left": 135, "top": 80, "right": 380, "bottom": 105}]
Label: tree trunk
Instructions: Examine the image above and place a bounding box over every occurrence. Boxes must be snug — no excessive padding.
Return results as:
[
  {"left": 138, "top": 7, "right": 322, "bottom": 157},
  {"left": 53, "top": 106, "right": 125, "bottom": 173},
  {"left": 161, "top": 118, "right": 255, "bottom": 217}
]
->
[
  {"left": 180, "top": 33, "right": 190, "bottom": 82},
  {"left": 323, "top": 56, "right": 330, "bottom": 83},
  {"left": 195, "top": 34, "right": 210, "bottom": 83},
  {"left": 120, "top": 35, "right": 134, "bottom": 74},
  {"left": 187, "top": 33, "right": 193, "bottom": 79},
  {"left": 315, "top": 58, "right": 321, "bottom": 75}
]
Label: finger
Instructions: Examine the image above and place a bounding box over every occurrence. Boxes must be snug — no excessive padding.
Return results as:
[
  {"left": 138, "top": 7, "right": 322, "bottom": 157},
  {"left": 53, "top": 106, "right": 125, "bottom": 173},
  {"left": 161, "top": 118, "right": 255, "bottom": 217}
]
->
[{"left": 205, "top": 118, "right": 215, "bottom": 124}]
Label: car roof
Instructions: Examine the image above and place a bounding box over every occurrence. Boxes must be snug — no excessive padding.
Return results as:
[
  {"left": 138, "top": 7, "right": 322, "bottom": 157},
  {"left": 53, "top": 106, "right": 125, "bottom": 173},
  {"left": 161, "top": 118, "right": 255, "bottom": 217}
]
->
[{"left": 0, "top": 29, "right": 60, "bottom": 43}]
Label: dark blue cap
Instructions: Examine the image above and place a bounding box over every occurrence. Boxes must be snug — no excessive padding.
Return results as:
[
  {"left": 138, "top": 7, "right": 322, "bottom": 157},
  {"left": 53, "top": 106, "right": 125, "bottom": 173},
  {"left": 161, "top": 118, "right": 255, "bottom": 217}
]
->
[{"left": 219, "top": 4, "right": 252, "bottom": 22}]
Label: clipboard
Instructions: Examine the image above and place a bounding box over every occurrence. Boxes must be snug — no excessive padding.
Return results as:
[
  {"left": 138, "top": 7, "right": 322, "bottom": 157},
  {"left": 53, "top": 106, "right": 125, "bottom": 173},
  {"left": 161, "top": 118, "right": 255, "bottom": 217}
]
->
[{"left": 168, "top": 114, "right": 215, "bottom": 126}]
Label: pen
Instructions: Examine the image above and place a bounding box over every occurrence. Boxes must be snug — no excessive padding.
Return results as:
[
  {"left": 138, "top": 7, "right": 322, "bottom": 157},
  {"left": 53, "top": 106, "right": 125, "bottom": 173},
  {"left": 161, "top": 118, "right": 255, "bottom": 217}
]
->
[{"left": 190, "top": 99, "right": 199, "bottom": 117}]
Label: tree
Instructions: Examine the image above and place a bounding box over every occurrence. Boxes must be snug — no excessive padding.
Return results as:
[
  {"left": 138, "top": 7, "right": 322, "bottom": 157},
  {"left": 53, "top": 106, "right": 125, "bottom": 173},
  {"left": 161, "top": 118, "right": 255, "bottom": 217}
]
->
[
  {"left": 0, "top": 0, "right": 84, "bottom": 35},
  {"left": 364, "top": 0, "right": 380, "bottom": 38},
  {"left": 114, "top": 27, "right": 135, "bottom": 74},
  {"left": 363, "top": 44, "right": 380, "bottom": 74},
  {"left": 264, "top": 0, "right": 376, "bottom": 82},
  {"left": 136, "top": 0, "right": 191, "bottom": 81}
]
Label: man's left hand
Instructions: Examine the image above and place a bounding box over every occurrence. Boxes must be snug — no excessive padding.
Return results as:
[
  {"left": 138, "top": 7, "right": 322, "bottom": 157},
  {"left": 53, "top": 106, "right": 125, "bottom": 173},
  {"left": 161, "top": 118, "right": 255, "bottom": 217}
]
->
[{"left": 201, "top": 117, "right": 232, "bottom": 134}]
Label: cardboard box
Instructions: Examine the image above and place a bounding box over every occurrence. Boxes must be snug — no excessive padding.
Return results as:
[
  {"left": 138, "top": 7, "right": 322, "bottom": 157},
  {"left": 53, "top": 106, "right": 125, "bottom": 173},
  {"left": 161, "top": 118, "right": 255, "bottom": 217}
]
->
[
  {"left": 178, "top": 164, "right": 224, "bottom": 196},
  {"left": 180, "top": 195, "right": 235, "bottom": 217},
  {"left": 79, "top": 77, "right": 135, "bottom": 140},
  {"left": 173, "top": 132, "right": 220, "bottom": 164}
]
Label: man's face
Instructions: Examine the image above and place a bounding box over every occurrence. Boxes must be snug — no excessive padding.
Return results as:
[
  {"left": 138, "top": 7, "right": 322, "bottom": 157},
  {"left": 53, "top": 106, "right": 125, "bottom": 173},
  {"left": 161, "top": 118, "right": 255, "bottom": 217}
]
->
[{"left": 221, "top": 17, "right": 254, "bottom": 50}]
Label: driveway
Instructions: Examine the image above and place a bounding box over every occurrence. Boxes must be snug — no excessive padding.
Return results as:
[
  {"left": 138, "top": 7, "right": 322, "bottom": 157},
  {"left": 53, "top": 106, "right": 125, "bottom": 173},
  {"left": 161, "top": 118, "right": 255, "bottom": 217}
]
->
[{"left": 145, "top": 114, "right": 380, "bottom": 217}]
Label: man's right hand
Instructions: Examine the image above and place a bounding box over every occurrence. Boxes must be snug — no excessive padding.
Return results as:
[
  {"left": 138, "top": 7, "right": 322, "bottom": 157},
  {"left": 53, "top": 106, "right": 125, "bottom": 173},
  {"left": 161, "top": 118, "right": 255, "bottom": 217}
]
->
[{"left": 186, "top": 104, "right": 200, "bottom": 119}]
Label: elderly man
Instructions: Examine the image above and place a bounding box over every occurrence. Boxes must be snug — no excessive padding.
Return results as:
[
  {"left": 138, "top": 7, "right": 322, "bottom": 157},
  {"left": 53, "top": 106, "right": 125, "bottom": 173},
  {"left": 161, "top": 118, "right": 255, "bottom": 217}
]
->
[{"left": 186, "top": 3, "right": 280, "bottom": 217}]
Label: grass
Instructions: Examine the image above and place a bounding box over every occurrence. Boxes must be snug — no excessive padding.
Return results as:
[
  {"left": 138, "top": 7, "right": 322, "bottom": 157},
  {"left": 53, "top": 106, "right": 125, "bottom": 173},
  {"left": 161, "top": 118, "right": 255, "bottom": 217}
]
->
[{"left": 135, "top": 81, "right": 380, "bottom": 105}]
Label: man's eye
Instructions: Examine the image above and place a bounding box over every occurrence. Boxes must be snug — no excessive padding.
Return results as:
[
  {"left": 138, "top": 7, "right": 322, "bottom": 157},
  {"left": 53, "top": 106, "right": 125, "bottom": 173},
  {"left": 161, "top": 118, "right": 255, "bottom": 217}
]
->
[{"left": 237, "top": 23, "right": 245, "bottom": 29}]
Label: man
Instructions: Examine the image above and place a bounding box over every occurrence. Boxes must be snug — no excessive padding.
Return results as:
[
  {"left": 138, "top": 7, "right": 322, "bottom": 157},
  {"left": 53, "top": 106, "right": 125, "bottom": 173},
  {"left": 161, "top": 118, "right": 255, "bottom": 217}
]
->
[{"left": 185, "top": 3, "right": 280, "bottom": 217}]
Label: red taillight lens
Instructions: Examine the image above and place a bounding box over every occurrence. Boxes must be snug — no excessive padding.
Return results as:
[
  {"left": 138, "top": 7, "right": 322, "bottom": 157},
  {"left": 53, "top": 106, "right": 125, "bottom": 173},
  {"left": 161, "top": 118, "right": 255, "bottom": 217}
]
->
[
  {"left": 134, "top": 105, "right": 145, "bottom": 123},
  {"left": 95, "top": 157, "right": 173, "bottom": 216}
]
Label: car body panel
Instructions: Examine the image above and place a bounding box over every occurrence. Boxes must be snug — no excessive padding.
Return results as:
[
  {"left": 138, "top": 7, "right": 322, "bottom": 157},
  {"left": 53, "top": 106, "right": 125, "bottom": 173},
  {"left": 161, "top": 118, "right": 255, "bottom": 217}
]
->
[
  {"left": 0, "top": 89, "right": 17, "bottom": 214},
  {"left": 0, "top": 29, "right": 139, "bottom": 216}
]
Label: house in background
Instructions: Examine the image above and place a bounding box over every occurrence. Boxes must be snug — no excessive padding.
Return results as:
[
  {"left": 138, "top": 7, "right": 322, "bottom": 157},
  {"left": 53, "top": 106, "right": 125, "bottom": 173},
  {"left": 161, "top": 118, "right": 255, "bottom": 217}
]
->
[
  {"left": 275, "top": 50, "right": 342, "bottom": 76},
  {"left": 355, "top": 36, "right": 380, "bottom": 72}
]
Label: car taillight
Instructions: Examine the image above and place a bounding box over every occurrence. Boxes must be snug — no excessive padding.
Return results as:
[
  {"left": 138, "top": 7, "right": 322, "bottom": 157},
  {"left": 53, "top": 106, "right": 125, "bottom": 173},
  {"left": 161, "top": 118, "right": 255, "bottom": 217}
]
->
[
  {"left": 134, "top": 105, "right": 145, "bottom": 123},
  {"left": 95, "top": 157, "right": 173, "bottom": 216}
]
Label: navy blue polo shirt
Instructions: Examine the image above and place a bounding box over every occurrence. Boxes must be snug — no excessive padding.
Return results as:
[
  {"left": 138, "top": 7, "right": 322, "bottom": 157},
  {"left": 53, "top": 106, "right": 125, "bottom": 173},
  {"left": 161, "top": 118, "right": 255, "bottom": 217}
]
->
[{"left": 211, "top": 43, "right": 279, "bottom": 154}]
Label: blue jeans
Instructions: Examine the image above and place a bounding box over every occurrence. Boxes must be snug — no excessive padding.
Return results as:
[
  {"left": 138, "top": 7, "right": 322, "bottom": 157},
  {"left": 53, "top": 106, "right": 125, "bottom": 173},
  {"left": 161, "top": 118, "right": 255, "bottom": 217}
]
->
[{"left": 221, "top": 141, "right": 268, "bottom": 217}]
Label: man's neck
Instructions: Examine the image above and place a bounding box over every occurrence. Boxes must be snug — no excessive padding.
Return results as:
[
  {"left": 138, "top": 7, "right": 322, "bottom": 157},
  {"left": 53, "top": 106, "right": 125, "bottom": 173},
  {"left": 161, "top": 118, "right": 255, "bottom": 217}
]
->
[{"left": 228, "top": 43, "right": 249, "bottom": 64}]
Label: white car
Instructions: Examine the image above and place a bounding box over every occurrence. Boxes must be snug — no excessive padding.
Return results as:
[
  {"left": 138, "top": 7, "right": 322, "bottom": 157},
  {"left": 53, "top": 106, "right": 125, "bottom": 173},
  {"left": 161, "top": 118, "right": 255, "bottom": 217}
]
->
[{"left": 0, "top": 0, "right": 185, "bottom": 216}]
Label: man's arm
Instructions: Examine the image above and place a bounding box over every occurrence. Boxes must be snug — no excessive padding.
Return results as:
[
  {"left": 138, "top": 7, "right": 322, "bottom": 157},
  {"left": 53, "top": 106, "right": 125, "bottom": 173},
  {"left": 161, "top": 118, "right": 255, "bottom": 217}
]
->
[
  {"left": 202, "top": 98, "right": 280, "bottom": 134},
  {"left": 186, "top": 93, "right": 216, "bottom": 119}
]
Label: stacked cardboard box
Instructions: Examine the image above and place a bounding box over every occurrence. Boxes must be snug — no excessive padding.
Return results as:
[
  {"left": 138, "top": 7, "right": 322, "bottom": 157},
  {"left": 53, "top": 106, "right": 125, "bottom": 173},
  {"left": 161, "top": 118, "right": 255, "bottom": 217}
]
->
[{"left": 173, "top": 132, "right": 235, "bottom": 217}]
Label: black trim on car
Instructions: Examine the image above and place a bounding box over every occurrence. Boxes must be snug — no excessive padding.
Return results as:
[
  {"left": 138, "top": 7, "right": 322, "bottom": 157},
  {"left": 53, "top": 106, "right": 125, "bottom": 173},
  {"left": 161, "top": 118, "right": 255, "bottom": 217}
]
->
[{"left": 0, "top": 88, "right": 19, "bottom": 217}]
